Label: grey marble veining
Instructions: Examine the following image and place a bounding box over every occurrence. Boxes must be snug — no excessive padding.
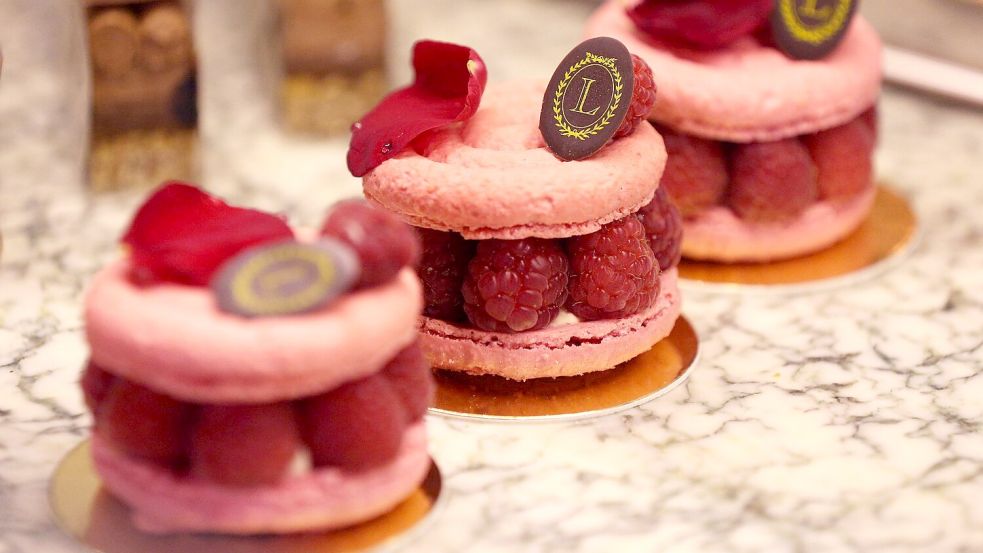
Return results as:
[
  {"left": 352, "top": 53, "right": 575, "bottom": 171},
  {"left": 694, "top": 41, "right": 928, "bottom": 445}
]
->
[{"left": 1, "top": 1, "right": 983, "bottom": 552}]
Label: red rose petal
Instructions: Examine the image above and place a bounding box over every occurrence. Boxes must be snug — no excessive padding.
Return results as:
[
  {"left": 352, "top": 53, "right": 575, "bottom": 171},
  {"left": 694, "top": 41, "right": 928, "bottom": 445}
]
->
[
  {"left": 121, "top": 182, "right": 294, "bottom": 286},
  {"left": 346, "top": 40, "right": 487, "bottom": 177},
  {"left": 627, "top": 0, "right": 774, "bottom": 50}
]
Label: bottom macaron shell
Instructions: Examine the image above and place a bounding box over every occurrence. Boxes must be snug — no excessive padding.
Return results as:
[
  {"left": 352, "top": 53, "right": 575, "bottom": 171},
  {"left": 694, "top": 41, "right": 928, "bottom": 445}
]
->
[
  {"left": 91, "top": 422, "right": 430, "bottom": 535},
  {"left": 682, "top": 187, "right": 877, "bottom": 263},
  {"left": 420, "top": 269, "right": 681, "bottom": 381}
]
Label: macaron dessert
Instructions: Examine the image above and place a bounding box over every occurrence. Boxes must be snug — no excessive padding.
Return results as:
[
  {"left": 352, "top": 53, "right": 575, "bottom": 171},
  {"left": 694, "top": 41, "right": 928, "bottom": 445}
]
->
[
  {"left": 586, "top": 0, "right": 881, "bottom": 262},
  {"left": 80, "top": 183, "right": 433, "bottom": 534},
  {"left": 347, "top": 39, "right": 683, "bottom": 381}
]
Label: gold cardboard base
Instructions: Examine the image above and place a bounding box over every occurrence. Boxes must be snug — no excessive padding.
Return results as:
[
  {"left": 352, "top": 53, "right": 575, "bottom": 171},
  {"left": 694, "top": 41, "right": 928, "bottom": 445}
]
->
[
  {"left": 89, "top": 129, "right": 197, "bottom": 191},
  {"left": 430, "top": 316, "right": 699, "bottom": 421},
  {"left": 280, "top": 70, "right": 386, "bottom": 136},
  {"left": 678, "top": 186, "right": 918, "bottom": 288},
  {"left": 50, "top": 441, "right": 442, "bottom": 553}
]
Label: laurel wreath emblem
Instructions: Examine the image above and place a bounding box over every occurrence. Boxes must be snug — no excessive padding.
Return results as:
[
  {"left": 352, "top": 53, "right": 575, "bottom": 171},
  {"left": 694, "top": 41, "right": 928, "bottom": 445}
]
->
[{"left": 553, "top": 52, "right": 624, "bottom": 141}]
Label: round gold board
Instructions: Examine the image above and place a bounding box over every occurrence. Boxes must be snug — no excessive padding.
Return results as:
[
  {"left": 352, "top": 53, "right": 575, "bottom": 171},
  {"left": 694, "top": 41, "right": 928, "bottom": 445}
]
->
[
  {"left": 678, "top": 186, "right": 918, "bottom": 289},
  {"left": 49, "top": 441, "right": 443, "bottom": 553},
  {"left": 430, "top": 316, "right": 699, "bottom": 421}
]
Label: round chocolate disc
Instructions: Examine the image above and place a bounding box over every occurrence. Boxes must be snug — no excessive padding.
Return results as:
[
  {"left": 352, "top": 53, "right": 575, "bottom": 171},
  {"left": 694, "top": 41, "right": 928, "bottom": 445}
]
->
[
  {"left": 770, "top": 0, "right": 858, "bottom": 60},
  {"left": 210, "top": 238, "right": 360, "bottom": 318},
  {"left": 540, "top": 37, "right": 635, "bottom": 161}
]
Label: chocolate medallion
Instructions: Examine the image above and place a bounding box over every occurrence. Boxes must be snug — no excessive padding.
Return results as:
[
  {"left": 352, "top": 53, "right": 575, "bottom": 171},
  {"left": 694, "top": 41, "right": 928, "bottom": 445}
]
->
[
  {"left": 540, "top": 37, "right": 635, "bottom": 161},
  {"left": 211, "top": 239, "right": 360, "bottom": 317},
  {"left": 770, "top": 0, "right": 858, "bottom": 60}
]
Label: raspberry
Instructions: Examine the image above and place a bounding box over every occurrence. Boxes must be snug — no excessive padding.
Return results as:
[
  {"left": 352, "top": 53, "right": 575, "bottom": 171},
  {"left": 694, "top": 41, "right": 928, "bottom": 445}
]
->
[
  {"left": 860, "top": 105, "right": 878, "bottom": 143},
  {"left": 97, "top": 379, "right": 192, "bottom": 465},
  {"left": 298, "top": 374, "right": 407, "bottom": 470},
  {"left": 189, "top": 403, "right": 301, "bottom": 487},
  {"left": 728, "top": 138, "right": 819, "bottom": 222},
  {"left": 81, "top": 361, "right": 117, "bottom": 416},
  {"left": 462, "top": 238, "right": 569, "bottom": 333},
  {"left": 417, "top": 228, "right": 475, "bottom": 321},
  {"left": 381, "top": 340, "right": 433, "bottom": 421},
  {"left": 657, "top": 127, "right": 729, "bottom": 217},
  {"left": 566, "top": 217, "right": 660, "bottom": 321},
  {"left": 321, "top": 199, "right": 421, "bottom": 288},
  {"left": 614, "top": 55, "right": 657, "bottom": 139},
  {"left": 637, "top": 187, "right": 683, "bottom": 271},
  {"left": 803, "top": 118, "right": 874, "bottom": 200}
]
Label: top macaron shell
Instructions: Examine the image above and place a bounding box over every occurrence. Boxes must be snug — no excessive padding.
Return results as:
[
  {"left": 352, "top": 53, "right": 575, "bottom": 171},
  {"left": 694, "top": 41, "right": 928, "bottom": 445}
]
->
[
  {"left": 585, "top": 0, "right": 882, "bottom": 142},
  {"left": 363, "top": 81, "right": 668, "bottom": 240},
  {"left": 85, "top": 262, "right": 421, "bottom": 404}
]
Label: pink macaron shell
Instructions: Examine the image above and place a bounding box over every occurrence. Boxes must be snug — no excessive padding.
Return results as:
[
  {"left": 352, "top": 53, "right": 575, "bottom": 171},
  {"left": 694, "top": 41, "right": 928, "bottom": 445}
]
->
[
  {"left": 85, "top": 263, "right": 422, "bottom": 404},
  {"left": 91, "top": 422, "right": 430, "bottom": 535},
  {"left": 585, "top": 1, "right": 882, "bottom": 142},
  {"left": 363, "top": 81, "right": 668, "bottom": 240},
  {"left": 420, "top": 269, "right": 681, "bottom": 380},
  {"left": 683, "top": 186, "right": 877, "bottom": 262}
]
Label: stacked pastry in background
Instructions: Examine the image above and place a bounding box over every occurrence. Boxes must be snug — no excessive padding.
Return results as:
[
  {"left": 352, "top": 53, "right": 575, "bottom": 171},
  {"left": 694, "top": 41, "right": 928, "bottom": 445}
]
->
[
  {"left": 586, "top": 0, "right": 882, "bottom": 263},
  {"left": 278, "top": 0, "right": 387, "bottom": 135},
  {"left": 85, "top": 0, "right": 198, "bottom": 190}
]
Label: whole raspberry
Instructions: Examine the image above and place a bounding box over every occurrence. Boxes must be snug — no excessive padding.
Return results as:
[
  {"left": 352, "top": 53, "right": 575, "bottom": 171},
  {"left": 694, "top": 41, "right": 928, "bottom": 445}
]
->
[
  {"left": 81, "top": 361, "right": 117, "bottom": 416},
  {"left": 97, "top": 379, "right": 193, "bottom": 466},
  {"left": 803, "top": 118, "right": 874, "bottom": 200},
  {"left": 566, "top": 217, "right": 660, "bottom": 321},
  {"left": 728, "top": 138, "right": 819, "bottom": 222},
  {"left": 462, "top": 238, "right": 569, "bottom": 333},
  {"left": 189, "top": 403, "right": 301, "bottom": 487},
  {"left": 614, "top": 55, "right": 658, "bottom": 139},
  {"left": 860, "top": 105, "right": 878, "bottom": 144},
  {"left": 320, "top": 199, "right": 421, "bottom": 288},
  {"left": 381, "top": 340, "right": 434, "bottom": 421},
  {"left": 298, "top": 373, "right": 407, "bottom": 470},
  {"left": 637, "top": 187, "right": 683, "bottom": 271},
  {"left": 417, "top": 228, "right": 475, "bottom": 322},
  {"left": 658, "top": 126, "right": 729, "bottom": 217}
]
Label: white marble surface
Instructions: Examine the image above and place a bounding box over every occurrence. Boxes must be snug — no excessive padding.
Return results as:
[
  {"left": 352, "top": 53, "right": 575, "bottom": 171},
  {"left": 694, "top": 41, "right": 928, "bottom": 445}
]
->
[{"left": 2, "top": 0, "right": 983, "bottom": 552}]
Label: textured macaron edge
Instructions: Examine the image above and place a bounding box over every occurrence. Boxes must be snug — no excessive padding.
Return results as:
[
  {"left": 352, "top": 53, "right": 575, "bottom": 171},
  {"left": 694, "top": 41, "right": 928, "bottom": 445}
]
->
[{"left": 681, "top": 186, "right": 877, "bottom": 262}]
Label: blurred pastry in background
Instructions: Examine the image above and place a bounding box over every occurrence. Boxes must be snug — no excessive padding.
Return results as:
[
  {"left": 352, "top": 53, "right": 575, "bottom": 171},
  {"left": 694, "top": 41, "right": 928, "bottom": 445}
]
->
[
  {"left": 277, "top": 0, "right": 387, "bottom": 135},
  {"left": 85, "top": 0, "right": 198, "bottom": 191},
  {"left": 586, "top": 0, "right": 882, "bottom": 263}
]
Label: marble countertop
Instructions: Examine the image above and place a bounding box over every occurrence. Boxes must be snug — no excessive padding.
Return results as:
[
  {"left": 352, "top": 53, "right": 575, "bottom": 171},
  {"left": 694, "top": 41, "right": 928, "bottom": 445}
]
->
[{"left": 2, "top": 0, "right": 983, "bottom": 551}]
